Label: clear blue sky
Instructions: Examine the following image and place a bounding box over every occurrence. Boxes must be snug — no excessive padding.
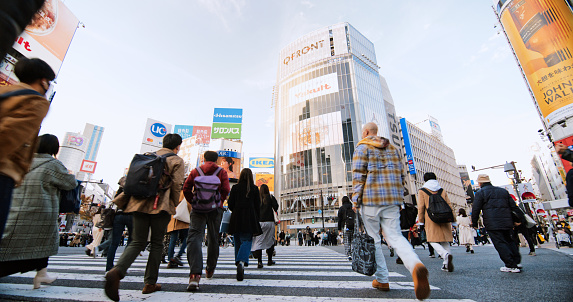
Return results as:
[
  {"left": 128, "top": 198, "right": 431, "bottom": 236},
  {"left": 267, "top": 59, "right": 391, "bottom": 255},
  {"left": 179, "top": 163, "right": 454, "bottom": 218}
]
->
[{"left": 41, "top": 0, "right": 547, "bottom": 189}]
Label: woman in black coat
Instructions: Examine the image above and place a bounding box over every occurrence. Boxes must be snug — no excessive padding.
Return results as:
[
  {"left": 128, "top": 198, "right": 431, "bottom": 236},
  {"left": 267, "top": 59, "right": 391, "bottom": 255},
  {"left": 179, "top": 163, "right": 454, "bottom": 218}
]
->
[{"left": 227, "top": 168, "right": 262, "bottom": 281}]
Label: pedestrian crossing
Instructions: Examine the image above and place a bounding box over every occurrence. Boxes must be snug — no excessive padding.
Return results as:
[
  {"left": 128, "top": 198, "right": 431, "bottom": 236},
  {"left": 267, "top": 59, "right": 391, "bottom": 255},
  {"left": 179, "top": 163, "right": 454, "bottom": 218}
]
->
[{"left": 0, "top": 245, "right": 476, "bottom": 301}]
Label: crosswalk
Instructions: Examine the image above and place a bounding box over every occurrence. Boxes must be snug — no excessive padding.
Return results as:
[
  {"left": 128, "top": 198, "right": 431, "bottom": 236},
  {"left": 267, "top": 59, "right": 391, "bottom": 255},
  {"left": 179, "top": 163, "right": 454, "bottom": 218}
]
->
[{"left": 0, "top": 245, "right": 475, "bottom": 301}]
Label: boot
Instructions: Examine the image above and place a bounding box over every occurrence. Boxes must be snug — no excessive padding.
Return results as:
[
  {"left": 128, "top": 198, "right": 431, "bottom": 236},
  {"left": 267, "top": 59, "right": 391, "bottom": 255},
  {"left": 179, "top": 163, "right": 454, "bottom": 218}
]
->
[
  {"left": 33, "top": 268, "right": 57, "bottom": 289},
  {"left": 466, "top": 245, "right": 470, "bottom": 253}
]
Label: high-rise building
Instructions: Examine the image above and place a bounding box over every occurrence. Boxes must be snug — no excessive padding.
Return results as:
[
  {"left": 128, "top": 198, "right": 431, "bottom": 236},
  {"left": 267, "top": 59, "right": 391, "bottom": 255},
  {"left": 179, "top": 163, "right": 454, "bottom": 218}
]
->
[
  {"left": 530, "top": 142, "right": 567, "bottom": 201},
  {"left": 83, "top": 124, "right": 104, "bottom": 161},
  {"left": 274, "top": 23, "right": 400, "bottom": 228},
  {"left": 58, "top": 132, "right": 88, "bottom": 176}
]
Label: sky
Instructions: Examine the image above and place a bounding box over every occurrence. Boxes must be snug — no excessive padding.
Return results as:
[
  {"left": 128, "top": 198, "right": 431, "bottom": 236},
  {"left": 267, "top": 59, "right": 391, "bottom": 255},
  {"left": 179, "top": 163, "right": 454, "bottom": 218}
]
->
[{"left": 38, "top": 0, "right": 551, "bottom": 191}]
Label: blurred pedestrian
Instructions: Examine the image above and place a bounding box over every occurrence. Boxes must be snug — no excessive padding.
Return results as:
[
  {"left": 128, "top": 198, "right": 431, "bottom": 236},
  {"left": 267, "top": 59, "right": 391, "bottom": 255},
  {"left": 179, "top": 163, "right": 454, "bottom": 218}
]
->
[
  {"left": 417, "top": 172, "right": 454, "bottom": 272},
  {"left": 352, "top": 122, "right": 429, "bottom": 299},
  {"left": 104, "top": 177, "right": 133, "bottom": 272},
  {"left": 337, "top": 196, "right": 355, "bottom": 260},
  {"left": 555, "top": 143, "right": 573, "bottom": 208},
  {"left": 166, "top": 192, "right": 191, "bottom": 268},
  {"left": 104, "top": 134, "right": 185, "bottom": 301},
  {"left": 85, "top": 206, "right": 105, "bottom": 257},
  {"left": 228, "top": 168, "right": 262, "bottom": 280},
  {"left": 297, "top": 230, "right": 303, "bottom": 246},
  {"left": 472, "top": 174, "right": 522, "bottom": 273},
  {"left": 183, "top": 150, "right": 230, "bottom": 291},
  {"left": 0, "top": 134, "right": 76, "bottom": 289},
  {"left": 251, "top": 184, "right": 278, "bottom": 268},
  {"left": 457, "top": 209, "right": 474, "bottom": 254},
  {"left": 0, "top": 58, "right": 54, "bottom": 245}
]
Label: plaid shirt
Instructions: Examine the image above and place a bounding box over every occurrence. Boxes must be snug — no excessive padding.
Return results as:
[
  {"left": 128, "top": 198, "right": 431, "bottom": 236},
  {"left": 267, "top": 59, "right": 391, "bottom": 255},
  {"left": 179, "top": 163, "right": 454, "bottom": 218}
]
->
[{"left": 352, "top": 136, "right": 404, "bottom": 207}]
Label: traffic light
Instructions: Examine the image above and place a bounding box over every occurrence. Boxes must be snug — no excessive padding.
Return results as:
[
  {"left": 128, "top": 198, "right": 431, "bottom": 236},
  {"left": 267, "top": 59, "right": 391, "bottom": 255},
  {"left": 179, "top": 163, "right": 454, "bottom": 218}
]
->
[{"left": 312, "top": 217, "right": 315, "bottom": 224}]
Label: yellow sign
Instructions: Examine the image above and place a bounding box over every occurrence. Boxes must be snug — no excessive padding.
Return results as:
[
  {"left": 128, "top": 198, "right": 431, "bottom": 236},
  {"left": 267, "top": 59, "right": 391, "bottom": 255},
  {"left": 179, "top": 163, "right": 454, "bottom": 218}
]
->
[
  {"left": 499, "top": 0, "right": 573, "bottom": 126},
  {"left": 255, "top": 174, "right": 274, "bottom": 192}
]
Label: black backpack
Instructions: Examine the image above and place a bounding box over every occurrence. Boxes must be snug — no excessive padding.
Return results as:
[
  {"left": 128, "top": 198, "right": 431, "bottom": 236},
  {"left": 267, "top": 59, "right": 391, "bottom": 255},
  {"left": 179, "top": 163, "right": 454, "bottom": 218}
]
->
[
  {"left": 400, "top": 202, "right": 418, "bottom": 230},
  {"left": 124, "top": 152, "right": 176, "bottom": 198},
  {"left": 421, "top": 188, "right": 454, "bottom": 224},
  {"left": 345, "top": 208, "right": 355, "bottom": 228}
]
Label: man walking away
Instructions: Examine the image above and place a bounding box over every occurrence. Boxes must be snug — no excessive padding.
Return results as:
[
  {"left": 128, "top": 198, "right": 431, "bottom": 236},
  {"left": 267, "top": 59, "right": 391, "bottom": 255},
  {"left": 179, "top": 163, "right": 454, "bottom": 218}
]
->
[
  {"left": 183, "top": 151, "right": 230, "bottom": 291},
  {"left": 104, "top": 134, "right": 185, "bottom": 301},
  {"left": 472, "top": 174, "right": 522, "bottom": 273},
  {"left": 0, "top": 58, "right": 53, "bottom": 246},
  {"left": 337, "top": 196, "right": 354, "bottom": 260},
  {"left": 417, "top": 172, "right": 454, "bottom": 272},
  {"left": 352, "top": 122, "right": 430, "bottom": 300}
]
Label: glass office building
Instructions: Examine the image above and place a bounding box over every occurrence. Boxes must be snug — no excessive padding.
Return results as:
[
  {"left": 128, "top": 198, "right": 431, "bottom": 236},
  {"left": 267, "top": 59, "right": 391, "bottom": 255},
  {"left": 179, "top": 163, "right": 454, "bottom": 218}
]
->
[{"left": 274, "top": 23, "right": 400, "bottom": 227}]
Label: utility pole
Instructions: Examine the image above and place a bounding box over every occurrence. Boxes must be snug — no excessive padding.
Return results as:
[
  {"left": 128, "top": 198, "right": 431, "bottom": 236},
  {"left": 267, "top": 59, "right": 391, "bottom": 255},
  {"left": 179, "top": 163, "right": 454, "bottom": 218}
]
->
[{"left": 320, "top": 190, "right": 325, "bottom": 230}]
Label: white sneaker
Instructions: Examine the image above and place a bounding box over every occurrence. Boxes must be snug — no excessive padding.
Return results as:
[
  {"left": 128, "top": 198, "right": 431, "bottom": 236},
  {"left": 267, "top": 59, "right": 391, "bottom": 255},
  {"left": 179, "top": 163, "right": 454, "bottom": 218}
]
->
[{"left": 500, "top": 266, "right": 521, "bottom": 273}]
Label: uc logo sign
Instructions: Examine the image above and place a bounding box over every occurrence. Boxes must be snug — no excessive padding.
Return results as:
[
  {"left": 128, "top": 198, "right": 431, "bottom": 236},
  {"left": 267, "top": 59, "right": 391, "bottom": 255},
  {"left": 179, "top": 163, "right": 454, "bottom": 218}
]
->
[
  {"left": 151, "top": 123, "right": 167, "bottom": 137},
  {"left": 249, "top": 158, "right": 274, "bottom": 168}
]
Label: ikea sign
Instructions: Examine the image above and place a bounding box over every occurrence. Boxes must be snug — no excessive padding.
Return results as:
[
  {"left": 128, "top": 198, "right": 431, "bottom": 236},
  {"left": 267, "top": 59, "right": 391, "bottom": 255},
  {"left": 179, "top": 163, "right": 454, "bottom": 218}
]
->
[{"left": 249, "top": 157, "right": 274, "bottom": 168}]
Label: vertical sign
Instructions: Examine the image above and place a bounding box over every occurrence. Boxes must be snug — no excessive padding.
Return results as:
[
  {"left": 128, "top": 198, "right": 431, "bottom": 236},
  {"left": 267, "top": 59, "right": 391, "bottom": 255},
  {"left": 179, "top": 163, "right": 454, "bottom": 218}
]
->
[{"left": 400, "top": 118, "right": 417, "bottom": 175}]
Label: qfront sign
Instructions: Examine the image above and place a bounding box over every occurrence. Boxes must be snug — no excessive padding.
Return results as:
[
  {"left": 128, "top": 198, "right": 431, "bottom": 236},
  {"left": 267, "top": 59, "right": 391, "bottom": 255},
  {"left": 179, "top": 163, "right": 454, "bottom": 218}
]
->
[
  {"left": 249, "top": 157, "right": 274, "bottom": 168},
  {"left": 211, "top": 123, "right": 242, "bottom": 139}
]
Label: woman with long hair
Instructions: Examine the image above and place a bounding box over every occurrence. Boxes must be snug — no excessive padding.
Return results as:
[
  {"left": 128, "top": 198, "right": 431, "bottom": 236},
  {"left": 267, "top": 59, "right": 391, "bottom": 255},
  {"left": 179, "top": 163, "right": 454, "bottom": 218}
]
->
[
  {"left": 456, "top": 208, "right": 474, "bottom": 253},
  {"left": 0, "top": 134, "right": 77, "bottom": 288},
  {"left": 251, "top": 184, "right": 279, "bottom": 268},
  {"left": 227, "top": 168, "right": 262, "bottom": 281}
]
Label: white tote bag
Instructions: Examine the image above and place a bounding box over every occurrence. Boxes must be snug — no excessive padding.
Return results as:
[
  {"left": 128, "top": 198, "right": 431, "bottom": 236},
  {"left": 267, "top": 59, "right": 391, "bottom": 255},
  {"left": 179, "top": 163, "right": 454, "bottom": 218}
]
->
[{"left": 173, "top": 198, "right": 190, "bottom": 223}]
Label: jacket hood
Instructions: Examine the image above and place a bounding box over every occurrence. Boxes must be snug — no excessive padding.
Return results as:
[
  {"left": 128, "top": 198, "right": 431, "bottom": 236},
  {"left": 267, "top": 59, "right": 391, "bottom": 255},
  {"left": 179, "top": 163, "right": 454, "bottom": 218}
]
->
[
  {"left": 357, "top": 136, "right": 390, "bottom": 149},
  {"left": 422, "top": 179, "right": 441, "bottom": 192}
]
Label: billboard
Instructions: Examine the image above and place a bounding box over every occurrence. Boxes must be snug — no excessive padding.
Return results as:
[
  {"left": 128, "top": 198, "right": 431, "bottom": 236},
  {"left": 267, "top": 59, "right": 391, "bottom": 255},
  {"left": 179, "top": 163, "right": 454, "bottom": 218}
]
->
[
  {"left": 255, "top": 174, "right": 275, "bottom": 192},
  {"left": 213, "top": 108, "right": 243, "bottom": 124},
  {"left": 289, "top": 111, "right": 344, "bottom": 153},
  {"left": 216, "top": 150, "right": 241, "bottom": 180},
  {"left": 249, "top": 157, "right": 275, "bottom": 168},
  {"left": 399, "top": 118, "right": 417, "bottom": 175},
  {"left": 555, "top": 134, "right": 573, "bottom": 170},
  {"left": 80, "top": 159, "right": 97, "bottom": 173},
  {"left": 192, "top": 126, "right": 211, "bottom": 144},
  {"left": 288, "top": 72, "right": 339, "bottom": 106},
  {"left": 64, "top": 132, "right": 88, "bottom": 152},
  {"left": 497, "top": 0, "right": 573, "bottom": 127},
  {"left": 173, "top": 125, "right": 194, "bottom": 140},
  {"left": 212, "top": 123, "right": 242, "bottom": 139},
  {"left": 141, "top": 118, "right": 172, "bottom": 150}
]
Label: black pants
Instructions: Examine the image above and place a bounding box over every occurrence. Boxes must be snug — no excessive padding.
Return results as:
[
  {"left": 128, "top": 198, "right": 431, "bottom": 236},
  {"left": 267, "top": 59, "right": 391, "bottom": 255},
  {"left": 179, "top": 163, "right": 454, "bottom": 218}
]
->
[
  {"left": 488, "top": 229, "right": 521, "bottom": 268},
  {"left": 0, "top": 257, "right": 48, "bottom": 277},
  {"left": 516, "top": 227, "right": 536, "bottom": 253}
]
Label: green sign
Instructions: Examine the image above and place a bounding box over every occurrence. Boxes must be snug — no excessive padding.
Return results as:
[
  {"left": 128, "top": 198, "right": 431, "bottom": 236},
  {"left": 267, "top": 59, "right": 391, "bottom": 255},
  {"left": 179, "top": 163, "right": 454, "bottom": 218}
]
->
[{"left": 211, "top": 123, "right": 242, "bottom": 139}]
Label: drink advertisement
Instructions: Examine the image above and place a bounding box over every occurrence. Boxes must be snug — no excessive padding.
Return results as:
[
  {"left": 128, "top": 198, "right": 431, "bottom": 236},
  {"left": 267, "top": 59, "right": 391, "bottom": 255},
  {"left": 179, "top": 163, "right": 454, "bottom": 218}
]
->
[
  {"left": 497, "top": 0, "right": 573, "bottom": 127},
  {"left": 290, "top": 111, "right": 344, "bottom": 153},
  {"left": 216, "top": 151, "right": 241, "bottom": 180},
  {"left": 212, "top": 123, "right": 242, "bottom": 139},
  {"left": 255, "top": 174, "right": 275, "bottom": 192}
]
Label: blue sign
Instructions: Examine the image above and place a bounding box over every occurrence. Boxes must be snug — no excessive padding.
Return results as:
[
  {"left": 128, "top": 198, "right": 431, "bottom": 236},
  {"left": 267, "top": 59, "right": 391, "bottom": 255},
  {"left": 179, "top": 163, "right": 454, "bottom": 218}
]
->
[
  {"left": 151, "top": 123, "right": 168, "bottom": 137},
  {"left": 173, "top": 125, "right": 194, "bottom": 140},
  {"left": 217, "top": 150, "right": 241, "bottom": 158},
  {"left": 399, "top": 118, "right": 417, "bottom": 175},
  {"left": 213, "top": 108, "right": 243, "bottom": 124},
  {"left": 249, "top": 157, "right": 274, "bottom": 168}
]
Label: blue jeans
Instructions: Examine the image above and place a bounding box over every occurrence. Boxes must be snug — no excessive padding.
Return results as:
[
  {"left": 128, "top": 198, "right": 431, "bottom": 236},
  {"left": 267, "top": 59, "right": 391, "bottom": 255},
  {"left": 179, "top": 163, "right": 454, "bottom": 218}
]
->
[
  {"left": 0, "top": 174, "right": 14, "bottom": 247},
  {"left": 168, "top": 228, "right": 188, "bottom": 261},
  {"left": 234, "top": 232, "right": 253, "bottom": 265},
  {"left": 362, "top": 205, "right": 422, "bottom": 283},
  {"left": 105, "top": 213, "right": 133, "bottom": 271}
]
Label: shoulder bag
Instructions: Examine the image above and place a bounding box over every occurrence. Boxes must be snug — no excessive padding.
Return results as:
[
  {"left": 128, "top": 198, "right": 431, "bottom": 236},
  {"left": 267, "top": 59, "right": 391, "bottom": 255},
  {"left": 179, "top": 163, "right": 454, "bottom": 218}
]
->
[
  {"left": 351, "top": 211, "right": 377, "bottom": 276},
  {"left": 173, "top": 198, "right": 191, "bottom": 223}
]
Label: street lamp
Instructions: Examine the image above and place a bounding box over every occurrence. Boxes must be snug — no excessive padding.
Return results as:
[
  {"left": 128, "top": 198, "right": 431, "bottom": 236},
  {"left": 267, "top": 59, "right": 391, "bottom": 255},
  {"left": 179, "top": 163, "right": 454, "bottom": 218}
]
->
[{"left": 503, "top": 161, "right": 530, "bottom": 215}]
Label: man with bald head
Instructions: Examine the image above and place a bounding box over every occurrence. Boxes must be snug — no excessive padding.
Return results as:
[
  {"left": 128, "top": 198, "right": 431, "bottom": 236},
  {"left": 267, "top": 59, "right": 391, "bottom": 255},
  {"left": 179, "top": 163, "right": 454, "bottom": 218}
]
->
[{"left": 352, "top": 122, "right": 430, "bottom": 300}]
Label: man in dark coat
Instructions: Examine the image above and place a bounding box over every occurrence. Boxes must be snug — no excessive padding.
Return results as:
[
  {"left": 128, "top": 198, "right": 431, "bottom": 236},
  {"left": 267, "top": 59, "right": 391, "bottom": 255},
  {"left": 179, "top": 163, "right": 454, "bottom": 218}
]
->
[
  {"left": 472, "top": 174, "right": 522, "bottom": 273},
  {"left": 337, "top": 196, "right": 354, "bottom": 260}
]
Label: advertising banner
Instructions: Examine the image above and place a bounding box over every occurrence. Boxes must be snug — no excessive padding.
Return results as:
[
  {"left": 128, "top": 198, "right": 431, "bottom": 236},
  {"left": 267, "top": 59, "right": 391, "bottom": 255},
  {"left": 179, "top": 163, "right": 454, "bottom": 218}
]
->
[
  {"left": 498, "top": 0, "right": 573, "bottom": 127},
  {"left": 555, "top": 134, "right": 573, "bottom": 170},
  {"left": 64, "top": 132, "right": 88, "bottom": 152},
  {"left": 80, "top": 159, "right": 97, "bottom": 173},
  {"left": 255, "top": 174, "right": 275, "bottom": 192},
  {"left": 290, "top": 111, "right": 344, "bottom": 153},
  {"left": 192, "top": 126, "right": 211, "bottom": 144},
  {"left": 212, "top": 123, "right": 242, "bottom": 139},
  {"left": 141, "top": 118, "right": 172, "bottom": 149},
  {"left": 216, "top": 151, "right": 241, "bottom": 180},
  {"left": 249, "top": 157, "right": 275, "bottom": 168},
  {"left": 213, "top": 108, "right": 243, "bottom": 124},
  {"left": 288, "top": 72, "right": 339, "bottom": 106},
  {"left": 10, "top": 0, "right": 78, "bottom": 76},
  {"left": 399, "top": 118, "right": 417, "bottom": 175},
  {"left": 173, "top": 125, "right": 194, "bottom": 140}
]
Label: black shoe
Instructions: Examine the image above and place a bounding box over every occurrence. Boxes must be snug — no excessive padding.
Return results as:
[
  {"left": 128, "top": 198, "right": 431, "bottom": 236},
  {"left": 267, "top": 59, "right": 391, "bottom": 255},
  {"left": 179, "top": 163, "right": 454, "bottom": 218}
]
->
[
  {"left": 471, "top": 250, "right": 475, "bottom": 254},
  {"left": 172, "top": 256, "right": 183, "bottom": 266},
  {"left": 85, "top": 249, "right": 91, "bottom": 256},
  {"left": 466, "top": 246, "right": 470, "bottom": 253},
  {"left": 257, "top": 262, "right": 263, "bottom": 269},
  {"left": 237, "top": 262, "right": 244, "bottom": 281},
  {"left": 267, "top": 260, "right": 275, "bottom": 266},
  {"left": 396, "top": 257, "right": 403, "bottom": 264},
  {"left": 390, "top": 248, "right": 395, "bottom": 257}
]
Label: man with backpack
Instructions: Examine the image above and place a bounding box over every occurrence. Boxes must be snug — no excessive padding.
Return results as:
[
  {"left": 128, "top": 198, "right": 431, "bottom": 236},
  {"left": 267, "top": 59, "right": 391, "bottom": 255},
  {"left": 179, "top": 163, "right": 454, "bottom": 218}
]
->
[
  {"left": 472, "top": 174, "right": 522, "bottom": 273},
  {"left": 352, "top": 122, "right": 429, "bottom": 300},
  {"left": 0, "top": 58, "right": 54, "bottom": 246},
  {"left": 104, "top": 134, "right": 185, "bottom": 301},
  {"left": 183, "top": 151, "right": 230, "bottom": 291},
  {"left": 337, "top": 196, "right": 355, "bottom": 260},
  {"left": 416, "top": 172, "right": 455, "bottom": 272}
]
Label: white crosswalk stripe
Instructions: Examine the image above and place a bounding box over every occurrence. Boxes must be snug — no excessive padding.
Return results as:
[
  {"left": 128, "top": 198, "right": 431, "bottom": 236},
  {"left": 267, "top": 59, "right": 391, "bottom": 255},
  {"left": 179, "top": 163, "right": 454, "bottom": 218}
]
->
[{"left": 0, "top": 245, "right": 475, "bottom": 301}]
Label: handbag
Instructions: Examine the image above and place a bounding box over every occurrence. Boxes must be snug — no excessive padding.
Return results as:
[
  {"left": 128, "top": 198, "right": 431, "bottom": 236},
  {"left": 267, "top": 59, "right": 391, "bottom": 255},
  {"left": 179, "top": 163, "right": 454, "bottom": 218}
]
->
[
  {"left": 60, "top": 180, "right": 82, "bottom": 214},
  {"left": 351, "top": 211, "right": 377, "bottom": 276},
  {"left": 220, "top": 210, "right": 232, "bottom": 233},
  {"left": 173, "top": 198, "right": 191, "bottom": 223},
  {"left": 273, "top": 210, "right": 281, "bottom": 225}
]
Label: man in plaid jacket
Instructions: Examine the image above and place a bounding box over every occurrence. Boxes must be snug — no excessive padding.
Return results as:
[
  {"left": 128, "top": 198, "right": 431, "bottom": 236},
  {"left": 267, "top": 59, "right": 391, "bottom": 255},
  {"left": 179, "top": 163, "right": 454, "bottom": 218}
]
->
[{"left": 352, "top": 122, "right": 430, "bottom": 300}]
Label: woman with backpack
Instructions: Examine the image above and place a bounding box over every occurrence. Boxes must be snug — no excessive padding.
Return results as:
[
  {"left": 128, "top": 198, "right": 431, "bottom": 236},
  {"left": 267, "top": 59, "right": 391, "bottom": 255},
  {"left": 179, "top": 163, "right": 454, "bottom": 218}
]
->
[
  {"left": 417, "top": 172, "right": 455, "bottom": 272},
  {"left": 0, "top": 134, "right": 77, "bottom": 287},
  {"left": 251, "top": 184, "right": 278, "bottom": 268},
  {"left": 227, "top": 168, "right": 262, "bottom": 281}
]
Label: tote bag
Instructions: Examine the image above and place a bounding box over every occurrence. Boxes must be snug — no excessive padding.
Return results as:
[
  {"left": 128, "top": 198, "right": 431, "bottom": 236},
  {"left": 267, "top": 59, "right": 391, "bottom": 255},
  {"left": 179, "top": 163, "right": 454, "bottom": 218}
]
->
[
  {"left": 173, "top": 198, "right": 190, "bottom": 223},
  {"left": 351, "top": 212, "right": 377, "bottom": 276},
  {"left": 220, "top": 210, "right": 232, "bottom": 233}
]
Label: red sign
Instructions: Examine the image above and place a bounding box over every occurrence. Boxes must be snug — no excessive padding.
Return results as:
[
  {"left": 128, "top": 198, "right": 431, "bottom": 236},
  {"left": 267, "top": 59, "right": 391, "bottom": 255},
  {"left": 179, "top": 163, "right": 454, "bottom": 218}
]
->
[
  {"left": 192, "top": 126, "right": 211, "bottom": 145},
  {"left": 567, "top": 209, "right": 573, "bottom": 216},
  {"left": 80, "top": 160, "right": 97, "bottom": 173}
]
